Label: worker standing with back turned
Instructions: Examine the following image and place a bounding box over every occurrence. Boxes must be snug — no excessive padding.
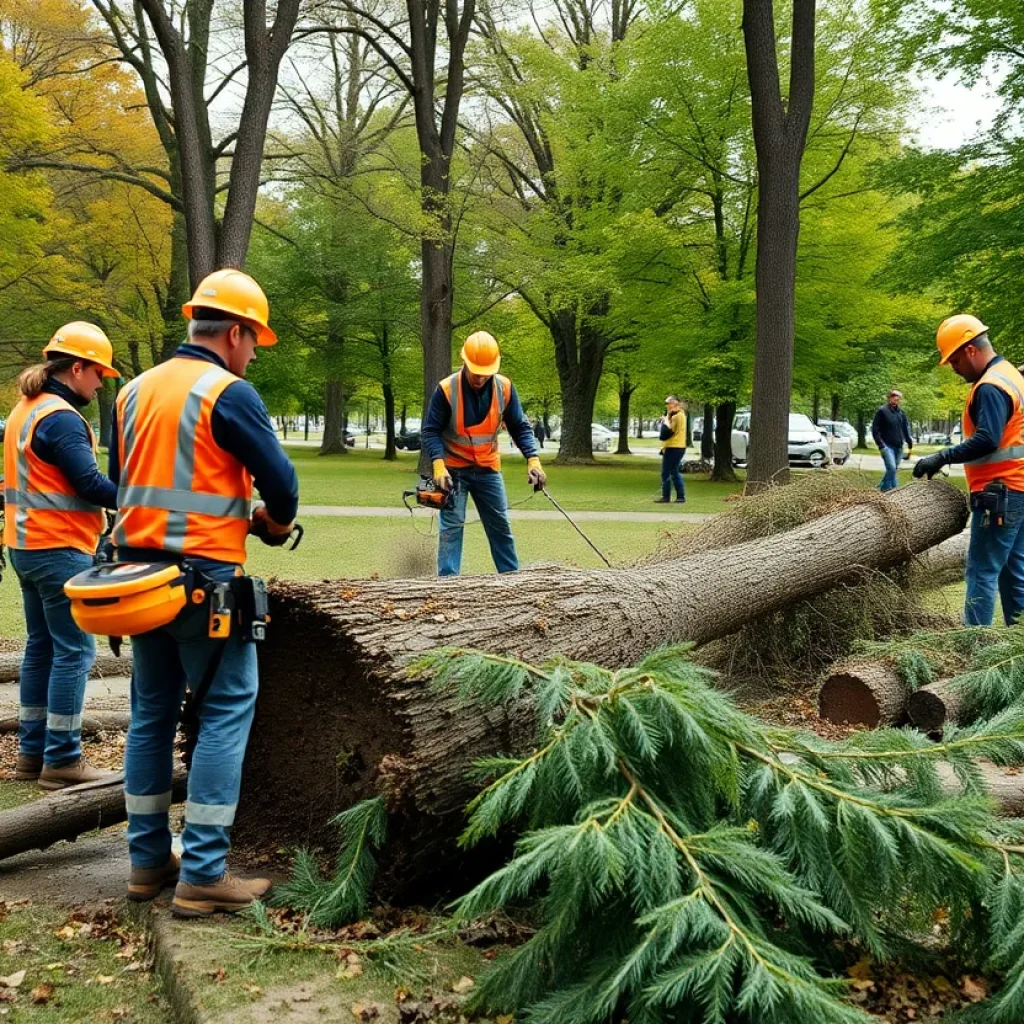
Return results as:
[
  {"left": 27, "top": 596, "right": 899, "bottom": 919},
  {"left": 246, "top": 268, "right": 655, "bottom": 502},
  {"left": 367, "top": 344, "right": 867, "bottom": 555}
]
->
[
  {"left": 914, "top": 315, "right": 1024, "bottom": 626},
  {"left": 421, "top": 331, "right": 546, "bottom": 576},
  {"left": 109, "top": 269, "right": 299, "bottom": 917},
  {"left": 4, "top": 323, "right": 120, "bottom": 790}
]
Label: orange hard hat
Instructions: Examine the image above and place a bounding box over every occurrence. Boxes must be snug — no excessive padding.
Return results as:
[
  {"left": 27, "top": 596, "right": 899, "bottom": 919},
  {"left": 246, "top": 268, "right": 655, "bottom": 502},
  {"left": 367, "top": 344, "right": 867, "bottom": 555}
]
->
[
  {"left": 43, "top": 322, "right": 119, "bottom": 377},
  {"left": 183, "top": 268, "right": 277, "bottom": 346},
  {"left": 936, "top": 314, "right": 988, "bottom": 365},
  {"left": 460, "top": 331, "right": 500, "bottom": 375}
]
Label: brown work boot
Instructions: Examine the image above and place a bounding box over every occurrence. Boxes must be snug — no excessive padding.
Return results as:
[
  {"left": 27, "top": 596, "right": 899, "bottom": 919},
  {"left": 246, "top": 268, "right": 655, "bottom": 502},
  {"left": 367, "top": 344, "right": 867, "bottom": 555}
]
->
[
  {"left": 38, "top": 758, "right": 117, "bottom": 791},
  {"left": 14, "top": 753, "right": 43, "bottom": 781},
  {"left": 128, "top": 854, "right": 180, "bottom": 902},
  {"left": 171, "top": 873, "right": 272, "bottom": 919}
]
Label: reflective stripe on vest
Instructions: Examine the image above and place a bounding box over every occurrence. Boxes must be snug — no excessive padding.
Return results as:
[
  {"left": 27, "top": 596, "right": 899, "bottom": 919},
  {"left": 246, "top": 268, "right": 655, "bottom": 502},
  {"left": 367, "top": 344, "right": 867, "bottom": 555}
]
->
[
  {"left": 113, "top": 359, "right": 253, "bottom": 562},
  {"left": 963, "top": 362, "right": 1024, "bottom": 493},
  {"left": 440, "top": 372, "right": 510, "bottom": 469},
  {"left": 2, "top": 394, "right": 104, "bottom": 554}
]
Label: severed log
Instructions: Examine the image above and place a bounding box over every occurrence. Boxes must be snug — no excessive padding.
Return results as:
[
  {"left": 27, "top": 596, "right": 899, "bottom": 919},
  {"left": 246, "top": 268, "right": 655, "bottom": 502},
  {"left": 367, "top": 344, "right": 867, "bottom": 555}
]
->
[
  {"left": 907, "top": 532, "right": 969, "bottom": 591},
  {"left": 231, "top": 481, "right": 968, "bottom": 892},
  {"left": 0, "top": 649, "right": 131, "bottom": 685},
  {"left": 818, "top": 659, "right": 911, "bottom": 728},
  {"left": 0, "top": 769, "right": 186, "bottom": 862},
  {"left": 939, "top": 762, "right": 1024, "bottom": 815},
  {"left": 908, "top": 680, "right": 965, "bottom": 733},
  {"left": 0, "top": 711, "right": 130, "bottom": 735}
]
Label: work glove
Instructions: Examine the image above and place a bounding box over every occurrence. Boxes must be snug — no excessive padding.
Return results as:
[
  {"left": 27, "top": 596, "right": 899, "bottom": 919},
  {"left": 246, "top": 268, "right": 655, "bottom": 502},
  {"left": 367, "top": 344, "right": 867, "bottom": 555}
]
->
[
  {"left": 527, "top": 456, "right": 547, "bottom": 489},
  {"left": 912, "top": 452, "right": 947, "bottom": 480},
  {"left": 249, "top": 504, "right": 294, "bottom": 547},
  {"left": 432, "top": 458, "right": 453, "bottom": 493}
]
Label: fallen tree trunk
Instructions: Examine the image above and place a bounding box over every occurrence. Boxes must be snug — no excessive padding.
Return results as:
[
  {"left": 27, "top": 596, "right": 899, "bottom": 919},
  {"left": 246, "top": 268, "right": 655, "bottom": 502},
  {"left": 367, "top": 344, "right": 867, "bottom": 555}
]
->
[
  {"left": 908, "top": 680, "right": 965, "bottom": 733},
  {"left": 232, "top": 481, "right": 967, "bottom": 891},
  {"left": 939, "top": 762, "right": 1024, "bottom": 815},
  {"left": 908, "top": 532, "right": 968, "bottom": 591},
  {"left": 0, "top": 649, "right": 131, "bottom": 685},
  {"left": 0, "top": 769, "right": 186, "bottom": 862},
  {"left": 818, "top": 659, "right": 911, "bottom": 727},
  {"left": 0, "top": 711, "right": 130, "bottom": 735}
]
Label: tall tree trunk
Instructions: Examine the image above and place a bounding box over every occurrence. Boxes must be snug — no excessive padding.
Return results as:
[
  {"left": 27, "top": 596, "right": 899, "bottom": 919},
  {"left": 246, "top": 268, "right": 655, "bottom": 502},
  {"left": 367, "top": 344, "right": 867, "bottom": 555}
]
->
[
  {"left": 742, "top": 0, "right": 816, "bottom": 491},
  {"left": 616, "top": 380, "right": 632, "bottom": 455},
  {"left": 382, "top": 381, "right": 397, "bottom": 461},
  {"left": 701, "top": 402, "right": 715, "bottom": 462},
  {"left": 550, "top": 314, "right": 606, "bottom": 463},
  {"left": 831, "top": 392, "right": 840, "bottom": 422},
  {"left": 419, "top": 234, "right": 453, "bottom": 474},
  {"left": 812, "top": 387, "right": 821, "bottom": 424},
  {"left": 234, "top": 481, "right": 967, "bottom": 892},
  {"left": 96, "top": 383, "right": 113, "bottom": 449},
  {"left": 400, "top": 402, "right": 408, "bottom": 434},
  {"left": 711, "top": 401, "right": 739, "bottom": 483},
  {"left": 160, "top": 211, "right": 190, "bottom": 361},
  {"left": 321, "top": 379, "right": 348, "bottom": 456},
  {"left": 635, "top": 415, "right": 643, "bottom": 440},
  {"left": 856, "top": 410, "right": 867, "bottom": 450},
  {"left": 304, "top": 409, "right": 310, "bottom": 441}
]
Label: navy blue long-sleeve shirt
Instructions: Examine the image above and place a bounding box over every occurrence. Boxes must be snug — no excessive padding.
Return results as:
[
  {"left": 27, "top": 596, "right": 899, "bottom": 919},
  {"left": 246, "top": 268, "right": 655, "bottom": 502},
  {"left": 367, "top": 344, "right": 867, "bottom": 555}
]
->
[
  {"left": 421, "top": 371, "right": 538, "bottom": 465},
  {"left": 871, "top": 403, "right": 913, "bottom": 451},
  {"left": 108, "top": 345, "right": 299, "bottom": 526},
  {"left": 31, "top": 379, "right": 118, "bottom": 509},
  {"left": 939, "top": 356, "right": 1015, "bottom": 467}
]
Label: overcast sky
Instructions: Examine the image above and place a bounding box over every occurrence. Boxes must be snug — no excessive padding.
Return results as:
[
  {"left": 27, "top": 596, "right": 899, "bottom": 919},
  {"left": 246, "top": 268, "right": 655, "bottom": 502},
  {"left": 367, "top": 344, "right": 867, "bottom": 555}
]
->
[{"left": 914, "top": 70, "right": 1003, "bottom": 148}]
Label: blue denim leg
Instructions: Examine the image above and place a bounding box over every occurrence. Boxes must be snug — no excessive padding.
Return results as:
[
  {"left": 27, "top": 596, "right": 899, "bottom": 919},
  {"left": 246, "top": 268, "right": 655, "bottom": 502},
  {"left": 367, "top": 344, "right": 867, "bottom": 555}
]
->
[
  {"left": 437, "top": 478, "right": 470, "bottom": 577},
  {"left": 9, "top": 548, "right": 96, "bottom": 766},
  {"left": 965, "top": 492, "right": 1024, "bottom": 626},
  {"left": 662, "top": 449, "right": 686, "bottom": 500},
  {"left": 467, "top": 469, "right": 519, "bottom": 573},
  {"left": 878, "top": 447, "right": 901, "bottom": 492},
  {"left": 125, "top": 627, "right": 185, "bottom": 869},
  {"left": 11, "top": 560, "right": 51, "bottom": 758}
]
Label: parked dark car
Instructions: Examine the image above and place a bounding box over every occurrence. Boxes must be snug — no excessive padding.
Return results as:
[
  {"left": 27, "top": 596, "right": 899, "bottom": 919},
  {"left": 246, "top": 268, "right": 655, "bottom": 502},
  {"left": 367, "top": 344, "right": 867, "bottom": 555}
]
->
[{"left": 396, "top": 429, "right": 421, "bottom": 451}]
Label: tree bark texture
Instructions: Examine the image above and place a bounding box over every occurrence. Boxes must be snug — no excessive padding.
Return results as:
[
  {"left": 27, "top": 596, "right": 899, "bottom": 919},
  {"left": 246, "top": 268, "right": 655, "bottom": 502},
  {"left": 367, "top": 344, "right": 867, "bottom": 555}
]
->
[
  {"left": 0, "top": 771, "right": 186, "bottom": 863},
  {"left": 234, "top": 481, "right": 967, "bottom": 889},
  {"left": 742, "top": 0, "right": 816, "bottom": 489},
  {"left": 0, "top": 650, "right": 131, "bottom": 685},
  {"left": 321, "top": 378, "right": 349, "bottom": 456},
  {"left": 818, "top": 658, "right": 911, "bottom": 728},
  {"left": 701, "top": 402, "right": 715, "bottom": 462},
  {"left": 616, "top": 381, "right": 633, "bottom": 455},
  {"left": 908, "top": 680, "right": 965, "bottom": 733},
  {"left": 907, "top": 532, "right": 968, "bottom": 591},
  {"left": 711, "top": 401, "right": 739, "bottom": 482}
]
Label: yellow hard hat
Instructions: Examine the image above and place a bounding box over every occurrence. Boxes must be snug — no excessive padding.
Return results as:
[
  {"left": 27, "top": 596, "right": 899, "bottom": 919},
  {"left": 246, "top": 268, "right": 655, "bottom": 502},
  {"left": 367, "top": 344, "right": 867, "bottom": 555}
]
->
[
  {"left": 43, "top": 322, "right": 119, "bottom": 377},
  {"left": 183, "top": 268, "right": 277, "bottom": 346},
  {"left": 460, "top": 331, "right": 500, "bottom": 375},
  {"left": 936, "top": 314, "right": 988, "bottom": 365}
]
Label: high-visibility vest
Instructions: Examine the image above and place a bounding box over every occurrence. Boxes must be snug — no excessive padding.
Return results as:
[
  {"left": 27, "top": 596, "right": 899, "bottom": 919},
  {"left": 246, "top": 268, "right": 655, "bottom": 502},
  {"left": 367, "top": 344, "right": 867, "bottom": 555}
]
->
[
  {"left": 439, "top": 371, "right": 511, "bottom": 470},
  {"left": 2, "top": 394, "right": 104, "bottom": 555},
  {"left": 963, "top": 360, "right": 1024, "bottom": 493},
  {"left": 112, "top": 357, "right": 253, "bottom": 564}
]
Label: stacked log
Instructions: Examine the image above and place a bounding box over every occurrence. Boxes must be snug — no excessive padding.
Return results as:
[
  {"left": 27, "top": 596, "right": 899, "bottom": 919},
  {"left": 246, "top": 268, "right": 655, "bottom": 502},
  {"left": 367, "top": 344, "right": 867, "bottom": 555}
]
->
[
  {"left": 907, "top": 681, "right": 965, "bottom": 733},
  {"left": 818, "top": 659, "right": 911, "bottom": 727}
]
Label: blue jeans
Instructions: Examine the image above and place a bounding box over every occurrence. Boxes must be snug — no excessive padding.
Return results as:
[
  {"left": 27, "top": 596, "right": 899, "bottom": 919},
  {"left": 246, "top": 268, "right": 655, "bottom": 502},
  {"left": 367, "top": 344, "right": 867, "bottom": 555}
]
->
[
  {"left": 878, "top": 446, "right": 902, "bottom": 491},
  {"left": 661, "top": 448, "right": 686, "bottom": 501},
  {"left": 10, "top": 547, "right": 96, "bottom": 766},
  {"left": 965, "top": 489, "right": 1024, "bottom": 626},
  {"left": 124, "top": 559, "right": 258, "bottom": 884},
  {"left": 438, "top": 468, "right": 519, "bottom": 576}
]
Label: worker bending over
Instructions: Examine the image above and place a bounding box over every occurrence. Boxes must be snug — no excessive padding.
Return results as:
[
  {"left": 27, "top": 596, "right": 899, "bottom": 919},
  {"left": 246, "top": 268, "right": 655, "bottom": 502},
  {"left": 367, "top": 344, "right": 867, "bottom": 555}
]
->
[
  {"left": 914, "top": 315, "right": 1024, "bottom": 625},
  {"left": 110, "top": 269, "right": 299, "bottom": 917},
  {"left": 4, "top": 324, "right": 120, "bottom": 789},
  {"left": 421, "top": 331, "right": 546, "bottom": 576}
]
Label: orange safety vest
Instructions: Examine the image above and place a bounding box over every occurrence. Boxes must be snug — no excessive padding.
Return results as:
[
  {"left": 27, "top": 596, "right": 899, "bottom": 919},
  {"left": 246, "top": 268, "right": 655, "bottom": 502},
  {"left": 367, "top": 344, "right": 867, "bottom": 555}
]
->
[
  {"left": 963, "top": 359, "right": 1024, "bottom": 493},
  {"left": 439, "top": 371, "right": 511, "bottom": 470},
  {"left": 112, "top": 357, "right": 253, "bottom": 564},
  {"left": 2, "top": 394, "right": 104, "bottom": 555}
]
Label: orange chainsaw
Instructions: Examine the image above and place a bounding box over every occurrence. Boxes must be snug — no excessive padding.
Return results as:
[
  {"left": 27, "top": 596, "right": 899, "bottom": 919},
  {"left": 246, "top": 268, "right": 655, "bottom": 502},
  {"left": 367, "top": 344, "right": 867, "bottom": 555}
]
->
[{"left": 403, "top": 477, "right": 456, "bottom": 512}]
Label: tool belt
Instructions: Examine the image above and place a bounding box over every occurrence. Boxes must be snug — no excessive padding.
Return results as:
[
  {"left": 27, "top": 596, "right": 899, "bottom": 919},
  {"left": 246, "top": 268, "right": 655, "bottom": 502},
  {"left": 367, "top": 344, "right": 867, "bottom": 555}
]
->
[
  {"left": 64, "top": 560, "right": 269, "bottom": 642},
  {"left": 970, "top": 480, "right": 1010, "bottom": 528}
]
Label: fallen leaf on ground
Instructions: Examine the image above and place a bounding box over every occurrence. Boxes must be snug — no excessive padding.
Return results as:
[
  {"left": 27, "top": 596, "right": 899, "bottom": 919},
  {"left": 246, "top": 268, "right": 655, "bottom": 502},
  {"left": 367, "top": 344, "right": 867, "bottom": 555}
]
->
[
  {"left": 95, "top": 975, "right": 115, "bottom": 985},
  {"left": 351, "top": 1003, "right": 381, "bottom": 1020},
  {"left": 961, "top": 975, "right": 988, "bottom": 1002},
  {"left": 496, "top": 1016, "right": 515, "bottom": 1024},
  {"left": 244, "top": 984, "right": 262, "bottom": 998},
  {"left": 0, "top": 971, "right": 25, "bottom": 989},
  {"left": 30, "top": 983, "right": 54, "bottom": 1004},
  {"left": 207, "top": 968, "right": 226, "bottom": 983},
  {"left": 451, "top": 975, "right": 474, "bottom": 994},
  {"left": 847, "top": 956, "right": 874, "bottom": 981}
]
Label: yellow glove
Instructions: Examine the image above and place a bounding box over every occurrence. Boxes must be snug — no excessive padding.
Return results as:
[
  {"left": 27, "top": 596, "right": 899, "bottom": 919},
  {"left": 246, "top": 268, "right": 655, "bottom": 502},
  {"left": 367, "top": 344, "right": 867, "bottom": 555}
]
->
[
  {"left": 432, "top": 458, "right": 453, "bottom": 493},
  {"left": 527, "top": 456, "right": 547, "bottom": 489}
]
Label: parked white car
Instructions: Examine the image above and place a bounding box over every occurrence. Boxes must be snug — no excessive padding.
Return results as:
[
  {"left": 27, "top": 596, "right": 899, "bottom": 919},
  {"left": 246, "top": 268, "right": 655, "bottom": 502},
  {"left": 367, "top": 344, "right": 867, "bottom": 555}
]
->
[
  {"left": 592, "top": 423, "right": 615, "bottom": 452},
  {"left": 815, "top": 420, "right": 854, "bottom": 464},
  {"left": 731, "top": 412, "right": 836, "bottom": 468}
]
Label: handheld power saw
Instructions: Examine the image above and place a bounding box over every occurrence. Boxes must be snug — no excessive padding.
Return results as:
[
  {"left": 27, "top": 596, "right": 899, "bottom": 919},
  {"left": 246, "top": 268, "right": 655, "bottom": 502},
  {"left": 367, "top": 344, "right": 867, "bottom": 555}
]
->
[{"left": 403, "top": 477, "right": 456, "bottom": 512}]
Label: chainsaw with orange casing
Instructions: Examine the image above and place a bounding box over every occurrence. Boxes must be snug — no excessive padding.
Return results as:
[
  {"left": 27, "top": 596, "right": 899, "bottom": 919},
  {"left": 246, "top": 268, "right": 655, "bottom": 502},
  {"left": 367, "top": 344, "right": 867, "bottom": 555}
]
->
[{"left": 403, "top": 477, "right": 456, "bottom": 512}]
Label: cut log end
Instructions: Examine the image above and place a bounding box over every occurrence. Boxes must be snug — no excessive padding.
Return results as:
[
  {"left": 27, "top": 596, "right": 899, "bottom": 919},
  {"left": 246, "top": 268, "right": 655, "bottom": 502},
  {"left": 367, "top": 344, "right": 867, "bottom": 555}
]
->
[
  {"left": 908, "top": 680, "right": 964, "bottom": 733},
  {"left": 818, "top": 660, "right": 911, "bottom": 728}
]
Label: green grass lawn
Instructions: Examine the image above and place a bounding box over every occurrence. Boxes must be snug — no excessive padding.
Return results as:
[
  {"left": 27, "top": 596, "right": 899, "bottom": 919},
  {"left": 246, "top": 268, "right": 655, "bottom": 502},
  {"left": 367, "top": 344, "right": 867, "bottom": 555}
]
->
[{"left": 285, "top": 445, "right": 744, "bottom": 513}]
